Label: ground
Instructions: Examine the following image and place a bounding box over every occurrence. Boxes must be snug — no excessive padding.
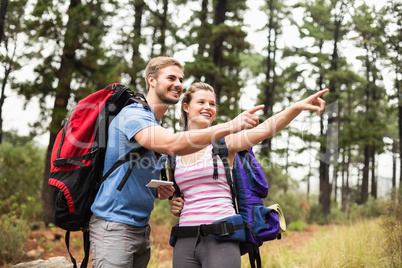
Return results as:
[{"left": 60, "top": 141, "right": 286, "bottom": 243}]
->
[{"left": 3, "top": 223, "right": 322, "bottom": 268}]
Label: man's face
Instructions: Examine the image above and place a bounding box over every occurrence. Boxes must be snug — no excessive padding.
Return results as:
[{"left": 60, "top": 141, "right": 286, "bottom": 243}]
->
[{"left": 151, "top": 66, "right": 184, "bottom": 105}]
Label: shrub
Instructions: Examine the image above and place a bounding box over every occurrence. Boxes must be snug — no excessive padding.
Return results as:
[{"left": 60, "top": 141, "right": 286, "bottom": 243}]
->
[
  {"left": 349, "top": 196, "right": 386, "bottom": 221},
  {"left": 266, "top": 192, "right": 308, "bottom": 225},
  {"left": 0, "top": 214, "right": 30, "bottom": 265},
  {"left": 309, "top": 203, "right": 326, "bottom": 225},
  {"left": 150, "top": 199, "right": 179, "bottom": 227},
  {"left": 381, "top": 188, "right": 402, "bottom": 268},
  {"left": 287, "top": 220, "right": 306, "bottom": 231},
  {"left": 328, "top": 205, "right": 348, "bottom": 224},
  {"left": 0, "top": 142, "right": 45, "bottom": 220}
]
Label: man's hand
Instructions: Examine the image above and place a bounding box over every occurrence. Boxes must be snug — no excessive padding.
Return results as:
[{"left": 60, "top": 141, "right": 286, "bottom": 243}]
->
[
  {"left": 157, "top": 185, "right": 175, "bottom": 200},
  {"left": 169, "top": 196, "right": 184, "bottom": 217},
  {"left": 230, "top": 105, "right": 264, "bottom": 133}
]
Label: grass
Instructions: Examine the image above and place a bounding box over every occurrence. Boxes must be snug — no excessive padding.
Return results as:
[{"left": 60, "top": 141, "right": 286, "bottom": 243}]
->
[{"left": 240, "top": 219, "right": 391, "bottom": 268}]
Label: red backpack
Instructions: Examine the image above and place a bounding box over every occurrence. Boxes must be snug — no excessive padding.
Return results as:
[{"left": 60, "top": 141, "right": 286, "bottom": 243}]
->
[{"left": 49, "top": 83, "right": 149, "bottom": 268}]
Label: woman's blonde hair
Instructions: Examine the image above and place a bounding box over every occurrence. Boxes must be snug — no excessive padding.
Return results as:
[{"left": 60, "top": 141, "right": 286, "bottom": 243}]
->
[{"left": 179, "top": 82, "right": 218, "bottom": 130}]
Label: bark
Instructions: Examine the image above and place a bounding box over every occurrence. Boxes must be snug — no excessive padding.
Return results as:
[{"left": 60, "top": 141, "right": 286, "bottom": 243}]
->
[
  {"left": 130, "top": 0, "right": 145, "bottom": 91},
  {"left": 0, "top": 0, "right": 8, "bottom": 43},
  {"left": 209, "top": 0, "right": 227, "bottom": 101},
  {"left": 0, "top": 64, "right": 10, "bottom": 144},
  {"left": 361, "top": 145, "right": 370, "bottom": 204},
  {"left": 260, "top": 0, "right": 278, "bottom": 159},
  {"left": 0, "top": 0, "right": 9, "bottom": 143},
  {"left": 370, "top": 147, "right": 377, "bottom": 199}
]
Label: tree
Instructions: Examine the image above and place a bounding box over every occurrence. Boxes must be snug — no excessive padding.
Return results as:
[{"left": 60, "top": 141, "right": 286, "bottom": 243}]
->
[
  {"left": 257, "top": 0, "right": 290, "bottom": 161},
  {"left": 0, "top": 0, "right": 8, "bottom": 44},
  {"left": 382, "top": 0, "right": 402, "bottom": 187},
  {"left": 0, "top": 0, "right": 27, "bottom": 144},
  {"left": 184, "top": 0, "right": 250, "bottom": 121},
  {"left": 295, "top": 0, "right": 355, "bottom": 216},
  {"left": 17, "top": 0, "right": 119, "bottom": 224},
  {"left": 352, "top": 3, "right": 387, "bottom": 202}
]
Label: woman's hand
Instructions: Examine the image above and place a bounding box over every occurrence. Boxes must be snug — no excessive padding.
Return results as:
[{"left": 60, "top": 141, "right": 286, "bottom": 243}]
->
[
  {"left": 295, "top": 88, "right": 329, "bottom": 115},
  {"left": 169, "top": 196, "right": 184, "bottom": 217}
]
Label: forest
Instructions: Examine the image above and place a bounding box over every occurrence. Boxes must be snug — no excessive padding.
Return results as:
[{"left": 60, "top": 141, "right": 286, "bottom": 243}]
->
[{"left": 0, "top": 0, "right": 401, "bottom": 267}]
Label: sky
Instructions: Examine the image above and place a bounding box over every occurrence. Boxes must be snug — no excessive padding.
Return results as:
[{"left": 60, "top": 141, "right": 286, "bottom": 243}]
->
[{"left": 2, "top": 0, "right": 398, "bottom": 195}]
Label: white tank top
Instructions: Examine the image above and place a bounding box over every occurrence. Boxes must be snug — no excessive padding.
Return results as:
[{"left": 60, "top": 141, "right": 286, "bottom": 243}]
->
[{"left": 174, "top": 144, "right": 236, "bottom": 226}]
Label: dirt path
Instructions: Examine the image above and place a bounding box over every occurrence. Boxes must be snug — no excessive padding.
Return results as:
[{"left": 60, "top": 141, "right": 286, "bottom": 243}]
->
[{"left": 3, "top": 224, "right": 323, "bottom": 268}]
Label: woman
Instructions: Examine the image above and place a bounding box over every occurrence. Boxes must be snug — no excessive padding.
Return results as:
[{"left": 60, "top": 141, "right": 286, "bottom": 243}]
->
[{"left": 170, "top": 82, "right": 327, "bottom": 268}]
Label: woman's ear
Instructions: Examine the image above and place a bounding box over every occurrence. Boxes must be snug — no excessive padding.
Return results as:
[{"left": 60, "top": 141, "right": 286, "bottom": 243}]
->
[{"left": 182, "top": 103, "right": 189, "bottom": 114}]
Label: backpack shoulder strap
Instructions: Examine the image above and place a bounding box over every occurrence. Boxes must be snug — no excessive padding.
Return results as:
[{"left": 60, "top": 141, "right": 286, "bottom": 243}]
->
[
  {"left": 212, "top": 139, "right": 239, "bottom": 213},
  {"left": 167, "top": 155, "right": 181, "bottom": 197},
  {"left": 212, "top": 138, "right": 229, "bottom": 180},
  {"left": 129, "top": 92, "right": 151, "bottom": 112}
]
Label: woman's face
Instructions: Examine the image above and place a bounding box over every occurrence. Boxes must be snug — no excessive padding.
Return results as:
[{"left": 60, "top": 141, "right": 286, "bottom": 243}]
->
[{"left": 183, "top": 89, "right": 217, "bottom": 129}]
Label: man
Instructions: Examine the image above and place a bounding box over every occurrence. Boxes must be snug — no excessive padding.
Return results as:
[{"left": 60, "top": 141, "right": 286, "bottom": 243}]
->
[{"left": 89, "top": 56, "right": 263, "bottom": 268}]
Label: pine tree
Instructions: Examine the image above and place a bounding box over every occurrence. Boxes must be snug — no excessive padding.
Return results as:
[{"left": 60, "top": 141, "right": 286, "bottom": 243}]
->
[
  {"left": 382, "top": 0, "right": 402, "bottom": 186},
  {"left": 184, "top": 0, "right": 249, "bottom": 121},
  {"left": 352, "top": 2, "right": 387, "bottom": 203},
  {"left": 0, "top": 0, "right": 27, "bottom": 144},
  {"left": 295, "top": 0, "right": 356, "bottom": 216},
  {"left": 16, "top": 0, "right": 119, "bottom": 224}
]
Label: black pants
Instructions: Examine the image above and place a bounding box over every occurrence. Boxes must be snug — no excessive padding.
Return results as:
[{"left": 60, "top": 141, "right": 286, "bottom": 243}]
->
[{"left": 173, "top": 235, "right": 241, "bottom": 268}]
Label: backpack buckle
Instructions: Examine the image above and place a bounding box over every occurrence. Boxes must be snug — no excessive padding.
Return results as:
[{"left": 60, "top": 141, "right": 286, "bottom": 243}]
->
[
  {"left": 215, "top": 221, "right": 233, "bottom": 237},
  {"left": 53, "top": 158, "right": 67, "bottom": 166}
]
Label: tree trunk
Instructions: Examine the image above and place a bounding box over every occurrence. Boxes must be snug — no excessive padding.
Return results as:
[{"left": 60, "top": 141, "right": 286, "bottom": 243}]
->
[
  {"left": 0, "top": 0, "right": 8, "bottom": 43},
  {"left": 399, "top": 85, "right": 402, "bottom": 185},
  {"left": 209, "top": 0, "right": 227, "bottom": 102},
  {"left": 319, "top": 160, "right": 331, "bottom": 216},
  {"left": 0, "top": 64, "right": 10, "bottom": 144},
  {"left": 160, "top": 0, "right": 168, "bottom": 54},
  {"left": 392, "top": 139, "right": 396, "bottom": 188},
  {"left": 260, "top": 0, "right": 278, "bottom": 159},
  {"left": 42, "top": 0, "right": 83, "bottom": 225},
  {"left": 333, "top": 165, "right": 338, "bottom": 204},
  {"left": 130, "top": 0, "right": 146, "bottom": 91},
  {"left": 361, "top": 145, "right": 370, "bottom": 204},
  {"left": 0, "top": 0, "right": 9, "bottom": 143},
  {"left": 370, "top": 147, "right": 377, "bottom": 198}
]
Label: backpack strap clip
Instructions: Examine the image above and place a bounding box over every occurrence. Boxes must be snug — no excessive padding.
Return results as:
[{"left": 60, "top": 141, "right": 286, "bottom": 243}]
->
[{"left": 212, "top": 221, "right": 232, "bottom": 237}]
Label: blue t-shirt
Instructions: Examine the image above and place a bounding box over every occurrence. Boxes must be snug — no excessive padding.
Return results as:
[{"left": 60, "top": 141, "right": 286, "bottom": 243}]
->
[{"left": 91, "top": 103, "right": 167, "bottom": 226}]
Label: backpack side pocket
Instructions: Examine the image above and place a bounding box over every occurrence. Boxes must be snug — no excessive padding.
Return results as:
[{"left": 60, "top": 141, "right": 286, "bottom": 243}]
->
[{"left": 252, "top": 205, "right": 280, "bottom": 243}]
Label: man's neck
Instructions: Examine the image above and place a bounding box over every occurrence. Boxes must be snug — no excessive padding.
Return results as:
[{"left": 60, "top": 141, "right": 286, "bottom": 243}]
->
[{"left": 146, "top": 93, "right": 170, "bottom": 121}]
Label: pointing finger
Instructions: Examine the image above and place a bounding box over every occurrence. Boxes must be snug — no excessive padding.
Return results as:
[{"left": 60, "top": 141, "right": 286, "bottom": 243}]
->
[
  {"left": 313, "top": 88, "right": 329, "bottom": 98},
  {"left": 246, "top": 104, "right": 265, "bottom": 115}
]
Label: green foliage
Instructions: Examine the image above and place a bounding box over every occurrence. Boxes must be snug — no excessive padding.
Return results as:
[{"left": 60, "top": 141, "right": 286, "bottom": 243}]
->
[
  {"left": 349, "top": 196, "right": 386, "bottom": 221},
  {"left": 267, "top": 192, "right": 308, "bottom": 225},
  {"left": 0, "top": 213, "right": 30, "bottom": 265},
  {"left": 380, "top": 188, "right": 402, "bottom": 268},
  {"left": 327, "top": 205, "right": 348, "bottom": 224},
  {"left": 309, "top": 203, "right": 326, "bottom": 225},
  {"left": 0, "top": 142, "right": 45, "bottom": 220},
  {"left": 287, "top": 220, "right": 306, "bottom": 231},
  {"left": 309, "top": 197, "right": 386, "bottom": 225},
  {"left": 150, "top": 199, "right": 179, "bottom": 227}
]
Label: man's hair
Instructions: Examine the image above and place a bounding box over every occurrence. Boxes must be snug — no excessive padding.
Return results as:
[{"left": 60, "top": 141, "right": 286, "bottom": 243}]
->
[
  {"left": 145, "top": 56, "right": 184, "bottom": 92},
  {"left": 180, "top": 82, "right": 218, "bottom": 130}
]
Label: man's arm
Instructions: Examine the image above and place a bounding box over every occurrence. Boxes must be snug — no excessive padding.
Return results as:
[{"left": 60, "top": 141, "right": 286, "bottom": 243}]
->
[{"left": 134, "top": 105, "right": 264, "bottom": 156}]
